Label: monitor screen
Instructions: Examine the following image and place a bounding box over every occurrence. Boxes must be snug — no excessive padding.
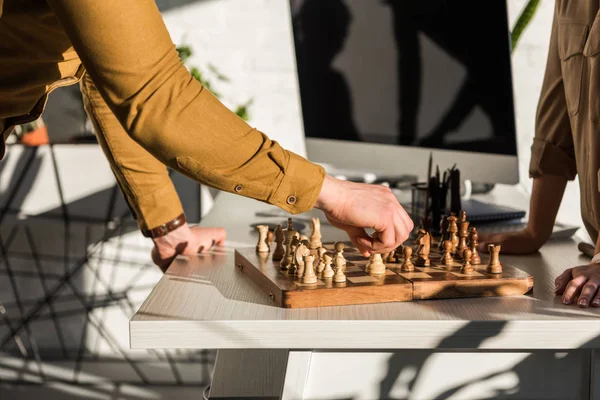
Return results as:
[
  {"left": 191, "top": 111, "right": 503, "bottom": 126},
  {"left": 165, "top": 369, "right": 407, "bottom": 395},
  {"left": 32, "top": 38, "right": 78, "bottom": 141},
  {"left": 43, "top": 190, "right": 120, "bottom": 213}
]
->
[{"left": 289, "top": 0, "right": 518, "bottom": 156}]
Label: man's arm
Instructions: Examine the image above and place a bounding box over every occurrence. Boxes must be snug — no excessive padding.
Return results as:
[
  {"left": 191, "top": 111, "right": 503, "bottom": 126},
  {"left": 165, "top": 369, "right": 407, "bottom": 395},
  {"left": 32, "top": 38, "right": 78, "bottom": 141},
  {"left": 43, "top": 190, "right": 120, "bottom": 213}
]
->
[{"left": 47, "top": 0, "right": 324, "bottom": 215}]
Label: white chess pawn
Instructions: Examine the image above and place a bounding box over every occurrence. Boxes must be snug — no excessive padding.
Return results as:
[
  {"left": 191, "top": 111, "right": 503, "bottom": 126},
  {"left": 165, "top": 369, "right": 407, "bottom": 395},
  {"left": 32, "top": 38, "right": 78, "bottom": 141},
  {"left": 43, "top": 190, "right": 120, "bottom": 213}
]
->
[
  {"left": 366, "top": 253, "right": 386, "bottom": 276},
  {"left": 322, "top": 253, "right": 334, "bottom": 278},
  {"left": 333, "top": 260, "right": 346, "bottom": 283},
  {"left": 255, "top": 225, "right": 270, "bottom": 253}
]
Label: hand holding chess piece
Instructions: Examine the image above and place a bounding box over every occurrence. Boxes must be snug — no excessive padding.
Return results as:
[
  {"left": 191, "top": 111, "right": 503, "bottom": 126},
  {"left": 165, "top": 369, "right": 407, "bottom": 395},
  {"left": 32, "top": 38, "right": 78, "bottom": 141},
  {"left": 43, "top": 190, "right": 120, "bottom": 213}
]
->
[{"left": 312, "top": 175, "right": 413, "bottom": 256}]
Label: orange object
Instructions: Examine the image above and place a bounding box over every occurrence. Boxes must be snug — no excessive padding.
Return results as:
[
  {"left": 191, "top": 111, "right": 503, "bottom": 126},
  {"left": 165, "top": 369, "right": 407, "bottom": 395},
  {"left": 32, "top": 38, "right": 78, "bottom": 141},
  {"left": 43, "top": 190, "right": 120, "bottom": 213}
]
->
[{"left": 19, "top": 125, "right": 49, "bottom": 147}]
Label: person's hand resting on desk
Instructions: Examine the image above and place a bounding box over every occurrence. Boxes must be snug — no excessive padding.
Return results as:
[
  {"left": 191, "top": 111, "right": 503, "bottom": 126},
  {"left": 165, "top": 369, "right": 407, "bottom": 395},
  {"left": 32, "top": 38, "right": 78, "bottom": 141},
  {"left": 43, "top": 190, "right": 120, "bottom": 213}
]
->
[{"left": 477, "top": 175, "right": 600, "bottom": 308}]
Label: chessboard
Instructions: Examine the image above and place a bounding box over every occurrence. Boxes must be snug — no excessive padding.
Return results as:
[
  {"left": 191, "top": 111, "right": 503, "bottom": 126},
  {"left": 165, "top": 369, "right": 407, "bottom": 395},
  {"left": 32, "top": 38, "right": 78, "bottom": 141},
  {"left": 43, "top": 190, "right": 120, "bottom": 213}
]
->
[{"left": 234, "top": 215, "right": 534, "bottom": 308}]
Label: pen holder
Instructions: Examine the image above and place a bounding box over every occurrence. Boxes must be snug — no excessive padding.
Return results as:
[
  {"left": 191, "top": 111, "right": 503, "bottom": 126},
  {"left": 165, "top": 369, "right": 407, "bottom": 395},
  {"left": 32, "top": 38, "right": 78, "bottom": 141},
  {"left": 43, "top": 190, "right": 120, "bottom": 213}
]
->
[{"left": 410, "top": 182, "right": 429, "bottom": 235}]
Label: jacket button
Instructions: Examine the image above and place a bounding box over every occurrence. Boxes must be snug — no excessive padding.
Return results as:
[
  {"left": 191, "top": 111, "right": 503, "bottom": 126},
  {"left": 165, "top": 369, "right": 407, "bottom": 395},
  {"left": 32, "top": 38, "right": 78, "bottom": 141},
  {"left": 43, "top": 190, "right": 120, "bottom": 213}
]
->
[
  {"left": 234, "top": 184, "right": 243, "bottom": 193},
  {"left": 286, "top": 195, "right": 297, "bottom": 205}
]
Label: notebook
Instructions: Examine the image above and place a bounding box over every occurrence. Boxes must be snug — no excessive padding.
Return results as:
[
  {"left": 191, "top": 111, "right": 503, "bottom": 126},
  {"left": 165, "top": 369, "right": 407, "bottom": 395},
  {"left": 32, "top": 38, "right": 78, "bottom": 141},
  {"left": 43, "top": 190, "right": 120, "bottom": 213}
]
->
[{"left": 460, "top": 199, "right": 526, "bottom": 223}]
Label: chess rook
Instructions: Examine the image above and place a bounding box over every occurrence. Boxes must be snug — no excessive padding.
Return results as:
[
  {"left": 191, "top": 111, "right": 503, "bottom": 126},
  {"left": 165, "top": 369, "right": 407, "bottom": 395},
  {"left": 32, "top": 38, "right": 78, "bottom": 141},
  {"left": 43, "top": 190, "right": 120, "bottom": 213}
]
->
[{"left": 487, "top": 244, "right": 503, "bottom": 274}]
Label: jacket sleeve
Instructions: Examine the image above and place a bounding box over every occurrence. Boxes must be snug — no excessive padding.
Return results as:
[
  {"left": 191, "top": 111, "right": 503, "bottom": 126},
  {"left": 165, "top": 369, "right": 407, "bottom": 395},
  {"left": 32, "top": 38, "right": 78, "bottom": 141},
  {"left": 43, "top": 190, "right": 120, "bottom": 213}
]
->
[
  {"left": 80, "top": 73, "right": 184, "bottom": 231},
  {"left": 47, "top": 0, "right": 325, "bottom": 214},
  {"left": 529, "top": 6, "right": 577, "bottom": 180}
]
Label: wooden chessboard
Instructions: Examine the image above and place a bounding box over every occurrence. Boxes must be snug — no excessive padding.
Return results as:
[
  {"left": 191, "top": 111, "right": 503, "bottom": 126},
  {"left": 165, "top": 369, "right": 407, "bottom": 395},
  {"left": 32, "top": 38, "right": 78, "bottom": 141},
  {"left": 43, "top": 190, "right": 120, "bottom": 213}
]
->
[{"left": 234, "top": 241, "right": 534, "bottom": 308}]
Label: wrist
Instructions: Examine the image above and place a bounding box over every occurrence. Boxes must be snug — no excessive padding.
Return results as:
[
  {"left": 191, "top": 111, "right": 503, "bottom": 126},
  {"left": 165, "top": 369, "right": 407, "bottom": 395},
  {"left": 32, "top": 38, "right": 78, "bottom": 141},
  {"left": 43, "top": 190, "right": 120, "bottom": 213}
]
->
[
  {"left": 142, "top": 213, "right": 187, "bottom": 238},
  {"left": 314, "top": 175, "right": 339, "bottom": 212}
]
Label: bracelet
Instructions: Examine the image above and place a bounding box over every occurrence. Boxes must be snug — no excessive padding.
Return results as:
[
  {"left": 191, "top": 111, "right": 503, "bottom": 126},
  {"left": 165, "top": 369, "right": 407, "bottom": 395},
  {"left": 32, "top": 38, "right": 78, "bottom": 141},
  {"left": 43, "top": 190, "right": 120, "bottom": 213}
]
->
[
  {"left": 141, "top": 213, "right": 186, "bottom": 238},
  {"left": 592, "top": 252, "right": 600, "bottom": 264}
]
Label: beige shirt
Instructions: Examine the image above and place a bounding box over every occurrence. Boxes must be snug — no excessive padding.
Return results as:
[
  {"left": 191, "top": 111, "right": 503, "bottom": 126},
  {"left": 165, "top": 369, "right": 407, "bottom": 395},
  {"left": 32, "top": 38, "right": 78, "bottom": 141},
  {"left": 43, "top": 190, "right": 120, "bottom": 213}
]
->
[{"left": 530, "top": 1, "right": 600, "bottom": 241}]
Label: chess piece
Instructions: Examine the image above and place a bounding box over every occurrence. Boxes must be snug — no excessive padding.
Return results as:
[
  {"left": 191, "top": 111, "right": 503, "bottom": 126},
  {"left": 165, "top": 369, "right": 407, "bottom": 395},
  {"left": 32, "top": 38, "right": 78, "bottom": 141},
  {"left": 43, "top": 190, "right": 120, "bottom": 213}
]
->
[
  {"left": 281, "top": 228, "right": 297, "bottom": 270},
  {"left": 386, "top": 250, "right": 396, "bottom": 263},
  {"left": 300, "top": 235, "right": 309, "bottom": 242},
  {"left": 487, "top": 244, "right": 503, "bottom": 273},
  {"left": 366, "top": 253, "right": 386, "bottom": 276},
  {"left": 286, "top": 237, "right": 300, "bottom": 275},
  {"left": 255, "top": 225, "right": 270, "bottom": 253},
  {"left": 459, "top": 210, "right": 467, "bottom": 223},
  {"left": 461, "top": 248, "right": 474, "bottom": 274},
  {"left": 316, "top": 247, "right": 327, "bottom": 275},
  {"left": 456, "top": 220, "right": 470, "bottom": 260},
  {"left": 447, "top": 215, "right": 459, "bottom": 254},
  {"left": 301, "top": 254, "right": 318, "bottom": 284},
  {"left": 333, "top": 257, "right": 346, "bottom": 283},
  {"left": 294, "top": 242, "right": 309, "bottom": 277},
  {"left": 309, "top": 217, "right": 322, "bottom": 250},
  {"left": 333, "top": 241, "right": 346, "bottom": 271},
  {"left": 394, "top": 245, "right": 403, "bottom": 262},
  {"left": 415, "top": 229, "right": 431, "bottom": 267},
  {"left": 322, "top": 253, "right": 335, "bottom": 278},
  {"left": 441, "top": 240, "right": 454, "bottom": 265},
  {"left": 469, "top": 227, "right": 481, "bottom": 265},
  {"left": 438, "top": 215, "right": 450, "bottom": 250},
  {"left": 272, "top": 225, "right": 285, "bottom": 261},
  {"left": 401, "top": 246, "right": 414, "bottom": 272}
]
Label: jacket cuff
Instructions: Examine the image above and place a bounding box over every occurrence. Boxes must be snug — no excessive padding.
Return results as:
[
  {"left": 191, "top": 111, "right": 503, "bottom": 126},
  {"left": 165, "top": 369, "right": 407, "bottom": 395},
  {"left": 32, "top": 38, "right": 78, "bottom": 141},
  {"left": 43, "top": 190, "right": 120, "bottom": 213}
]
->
[
  {"left": 529, "top": 138, "right": 577, "bottom": 180},
  {"left": 134, "top": 180, "right": 185, "bottom": 232},
  {"left": 268, "top": 151, "right": 326, "bottom": 214}
]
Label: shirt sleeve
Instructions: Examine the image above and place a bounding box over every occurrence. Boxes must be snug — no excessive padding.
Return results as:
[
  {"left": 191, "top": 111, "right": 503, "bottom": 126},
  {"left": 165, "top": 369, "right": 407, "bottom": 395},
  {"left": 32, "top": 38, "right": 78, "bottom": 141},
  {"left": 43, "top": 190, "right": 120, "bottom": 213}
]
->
[
  {"left": 46, "top": 0, "right": 325, "bottom": 214},
  {"left": 529, "top": 6, "right": 577, "bottom": 181}
]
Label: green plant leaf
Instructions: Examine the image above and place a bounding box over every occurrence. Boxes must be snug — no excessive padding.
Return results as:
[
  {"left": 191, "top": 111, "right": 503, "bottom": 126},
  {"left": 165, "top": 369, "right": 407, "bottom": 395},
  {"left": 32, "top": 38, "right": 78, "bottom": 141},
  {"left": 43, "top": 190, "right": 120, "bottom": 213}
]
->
[
  {"left": 511, "top": 0, "right": 540, "bottom": 52},
  {"left": 208, "top": 63, "right": 230, "bottom": 82},
  {"left": 177, "top": 45, "right": 193, "bottom": 63}
]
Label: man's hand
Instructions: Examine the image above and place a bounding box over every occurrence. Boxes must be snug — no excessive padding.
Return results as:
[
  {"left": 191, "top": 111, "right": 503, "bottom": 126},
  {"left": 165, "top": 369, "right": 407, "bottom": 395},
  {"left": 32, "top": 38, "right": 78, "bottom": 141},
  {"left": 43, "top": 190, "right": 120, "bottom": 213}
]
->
[
  {"left": 314, "top": 175, "right": 413, "bottom": 256},
  {"left": 555, "top": 264, "right": 600, "bottom": 307},
  {"left": 478, "top": 228, "right": 544, "bottom": 255},
  {"left": 151, "top": 223, "right": 226, "bottom": 272}
]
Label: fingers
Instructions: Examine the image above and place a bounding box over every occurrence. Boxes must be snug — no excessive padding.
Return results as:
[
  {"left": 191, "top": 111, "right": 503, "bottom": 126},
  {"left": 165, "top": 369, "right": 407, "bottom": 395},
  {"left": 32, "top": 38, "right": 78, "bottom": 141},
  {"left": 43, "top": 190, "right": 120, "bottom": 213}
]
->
[
  {"left": 554, "top": 268, "right": 573, "bottom": 294},
  {"left": 369, "top": 203, "right": 412, "bottom": 253},
  {"left": 577, "top": 277, "right": 600, "bottom": 307},
  {"left": 561, "top": 274, "right": 587, "bottom": 305}
]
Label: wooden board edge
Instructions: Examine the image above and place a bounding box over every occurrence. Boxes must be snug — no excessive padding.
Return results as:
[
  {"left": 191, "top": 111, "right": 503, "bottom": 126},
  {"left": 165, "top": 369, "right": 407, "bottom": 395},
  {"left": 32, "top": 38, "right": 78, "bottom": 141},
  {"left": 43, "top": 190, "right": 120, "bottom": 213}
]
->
[{"left": 234, "top": 249, "right": 284, "bottom": 307}]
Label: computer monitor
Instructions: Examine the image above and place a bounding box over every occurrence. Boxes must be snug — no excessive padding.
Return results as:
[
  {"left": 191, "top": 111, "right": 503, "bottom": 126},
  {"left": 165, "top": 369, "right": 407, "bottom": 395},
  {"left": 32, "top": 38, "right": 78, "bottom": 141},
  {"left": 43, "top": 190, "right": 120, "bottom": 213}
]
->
[{"left": 288, "top": 0, "right": 519, "bottom": 184}]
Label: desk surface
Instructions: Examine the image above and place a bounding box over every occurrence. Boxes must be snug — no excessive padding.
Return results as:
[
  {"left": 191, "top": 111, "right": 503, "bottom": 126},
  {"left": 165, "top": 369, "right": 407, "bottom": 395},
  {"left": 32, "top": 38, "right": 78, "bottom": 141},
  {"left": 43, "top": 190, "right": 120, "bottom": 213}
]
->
[{"left": 130, "top": 186, "right": 600, "bottom": 350}]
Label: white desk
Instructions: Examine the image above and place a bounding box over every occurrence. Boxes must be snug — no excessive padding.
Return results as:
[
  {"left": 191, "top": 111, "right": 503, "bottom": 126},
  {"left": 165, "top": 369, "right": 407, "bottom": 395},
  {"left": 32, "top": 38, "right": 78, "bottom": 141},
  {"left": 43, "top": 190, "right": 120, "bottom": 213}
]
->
[{"left": 130, "top": 187, "right": 600, "bottom": 399}]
